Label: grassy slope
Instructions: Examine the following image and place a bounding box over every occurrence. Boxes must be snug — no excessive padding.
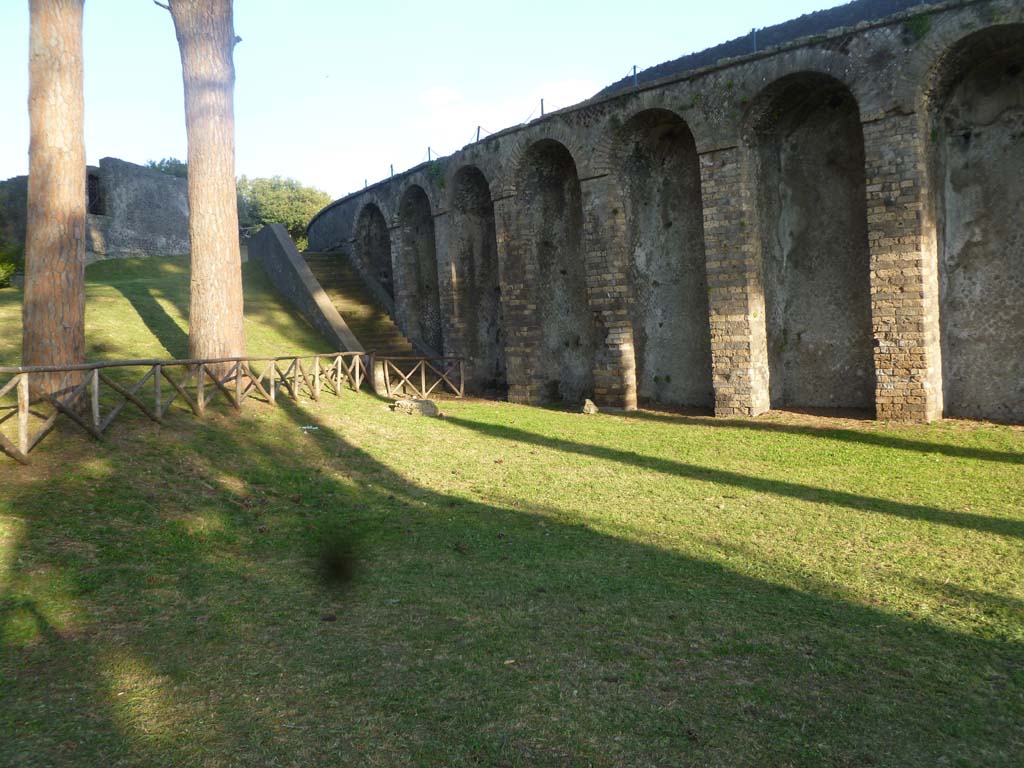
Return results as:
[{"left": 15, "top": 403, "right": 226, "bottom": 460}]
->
[
  {"left": 1, "top": 260, "right": 1022, "bottom": 767},
  {"left": 0, "top": 256, "right": 325, "bottom": 365}
]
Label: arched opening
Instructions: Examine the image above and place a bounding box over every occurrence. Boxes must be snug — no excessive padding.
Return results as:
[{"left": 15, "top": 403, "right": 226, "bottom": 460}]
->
[
  {"left": 450, "top": 166, "right": 506, "bottom": 396},
  {"left": 931, "top": 26, "right": 1024, "bottom": 422},
  {"left": 354, "top": 204, "right": 393, "bottom": 298},
  {"left": 397, "top": 186, "right": 442, "bottom": 352},
  {"left": 86, "top": 173, "right": 105, "bottom": 216},
  {"left": 615, "top": 109, "right": 712, "bottom": 409},
  {"left": 747, "top": 73, "right": 875, "bottom": 412},
  {"left": 517, "top": 139, "right": 596, "bottom": 404}
]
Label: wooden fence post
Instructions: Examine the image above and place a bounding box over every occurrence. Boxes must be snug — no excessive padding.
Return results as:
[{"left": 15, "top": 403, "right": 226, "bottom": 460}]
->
[
  {"left": 154, "top": 365, "right": 162, "bottom": 419},
  {"left": 17, "top": 373, "right": 29, "bottom": 456},
  {"left": 91, "top": 368, "right": 101, "bottom": 429},
  {"left": 196, "top": 366, "right": 206, "bottom": 415}
]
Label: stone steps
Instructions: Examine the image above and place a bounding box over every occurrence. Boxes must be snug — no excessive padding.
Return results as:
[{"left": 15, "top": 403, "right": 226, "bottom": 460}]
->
[{"left": 303, "top": 252, "right": 415, "bottom": 357}]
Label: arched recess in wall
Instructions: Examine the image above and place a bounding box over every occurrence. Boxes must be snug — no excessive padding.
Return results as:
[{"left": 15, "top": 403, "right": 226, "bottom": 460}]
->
[
  {"left": 745, "top": 72, "right": 875, "bottom": 412},
  {"left": 516, "top": 139, "right": 597, "bottom": 404},
  {"left": 396, "top": 185, "right": 443, "bottom": 353},
  {"left": 929, "top": 26, "right": 1024, "bottom": 422},
  {"left": 613, "top": 108, "right": 713, "bottom": 409},
  {"left": 354, "top": 203, "right": 394, "bottom": 298},
  {"left": 449, "top": 165, "right": 507, "bottom": 396}
]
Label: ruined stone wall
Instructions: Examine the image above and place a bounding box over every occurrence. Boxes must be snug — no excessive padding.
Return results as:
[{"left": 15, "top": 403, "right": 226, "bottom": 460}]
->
[
  {"left": 749, "top": 75, "right": 876, "bottom": 411},
  {"left": 307, "top": 0, "right": 1024, "bottom": 422},
  {"left": 448, "top": 167, "right": 507, "bottom": 394},
  {"left": 87, "top": 157, "right": 190, "bottom": 260},
  {"left": 615, "top": 110, "right": 713, "bottom": 409},
  {"left": 0, "top": 156, "right": 190, "bottom": 264},
  {"left": 932, "top": 25, "right": 1024, "bottom": 422},
  {"left": 395, "top": 186, "right": 443, "bottom": 354}
]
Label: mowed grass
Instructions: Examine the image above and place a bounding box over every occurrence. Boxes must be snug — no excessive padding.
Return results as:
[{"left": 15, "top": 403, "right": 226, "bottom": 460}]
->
[
  {"left": 0, "top": 255, "right": 324, "bottom": 365},
  {"left": 1, "top": 259, "right": 1023, "bottom": 767}
]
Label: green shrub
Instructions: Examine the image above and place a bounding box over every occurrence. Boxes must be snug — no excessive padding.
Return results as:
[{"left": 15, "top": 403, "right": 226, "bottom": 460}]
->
[{"left": 0, "top": 242, "right": 23, "bottom": 289}]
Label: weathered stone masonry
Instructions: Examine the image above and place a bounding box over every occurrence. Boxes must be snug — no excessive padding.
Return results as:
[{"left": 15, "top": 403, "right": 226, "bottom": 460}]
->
[
  {"left": 308, "top": 0, "right": 1024, "bottom": 423},
  {"left": 1, "top": 157, "right": 190, "bottom": 263}
]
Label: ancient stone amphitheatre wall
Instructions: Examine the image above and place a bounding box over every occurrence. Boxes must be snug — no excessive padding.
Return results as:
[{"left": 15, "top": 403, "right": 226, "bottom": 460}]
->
[{"left": 308, "top": 0, "right": 1024, "bottom": 422}]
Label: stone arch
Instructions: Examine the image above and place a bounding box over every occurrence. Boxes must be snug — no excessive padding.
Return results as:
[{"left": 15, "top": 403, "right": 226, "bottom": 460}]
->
[
  {"left": 514, "top": 138, "right": 597, "bottom": 404},
  {"left": 745, "top": 71, "right": 875, "bottom": 412},
  {"left": 353, "top": 202, "right": 393, "bottom": 298},
  {"left": 396, "top": 185, "right": 443, "bottom": 352},
  {"left": 927, "top": 25, "right": 1024, "bottom": 421},
  {"left": 612, "top": 108, "right": 713, "bottom": 409},
  {"left": 449, "top": 165, "right": 507, "bottom": 395},
  {"left": 501, "top": 127, "right": 591, "bottom": 198}
]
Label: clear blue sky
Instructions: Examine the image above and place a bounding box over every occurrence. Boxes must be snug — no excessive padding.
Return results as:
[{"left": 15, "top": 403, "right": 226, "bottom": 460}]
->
[{"left": 0, "top": 0, "right": 846, "bottom": 199}]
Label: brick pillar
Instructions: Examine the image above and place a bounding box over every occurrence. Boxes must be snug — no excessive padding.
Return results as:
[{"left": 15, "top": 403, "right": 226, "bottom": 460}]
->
[
  {"left": 581, "top": 176, "right": 636, "bottom": 410},
  {"left": 699, "top": 147, "right": 770, "bottom": 417},
  {"left": 432, "top": 211, "right": 457, "bottom": 357},
  {"left": 388, "top": 227, "right": 413, "bottom": 343},
  {"left": 863, "top": 113, "right": 943, "bottom": 422},
  {"left": 493, "top": 195, "right": 538, "bottom": 404}
]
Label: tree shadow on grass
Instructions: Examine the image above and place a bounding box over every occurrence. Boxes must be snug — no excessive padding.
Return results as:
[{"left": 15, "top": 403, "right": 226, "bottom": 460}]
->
[
  {"left": 111, "top": 284, "right": 189, "bottom": 358},
  {"left": 442, "top": 415, "right": 1024, "bottom": 541},
  {"left": 0, "top": 396, "right": 1021, "bottom": 767},
  {"left": 93, "top": 260, "right": 330, "bottom": 363}
]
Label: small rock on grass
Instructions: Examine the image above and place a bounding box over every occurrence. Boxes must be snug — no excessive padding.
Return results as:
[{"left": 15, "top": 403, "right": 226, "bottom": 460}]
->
[
  {"left": 391, "top": 398, "right": 441, "bottom": 417},
  {"left": 581, "top": 399, "right": 600, "bottom": 415}
]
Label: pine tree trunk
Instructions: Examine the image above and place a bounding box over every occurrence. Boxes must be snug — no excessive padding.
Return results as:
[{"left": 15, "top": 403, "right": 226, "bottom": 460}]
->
[
  {"left": 23, "top": 0, "right": 87, "bottom": 399},
  {"left": 169, "top": 0, "right": 246, "bottom": 367}
]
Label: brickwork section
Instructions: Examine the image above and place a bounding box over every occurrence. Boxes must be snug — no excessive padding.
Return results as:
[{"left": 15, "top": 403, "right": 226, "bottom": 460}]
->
[
  {"left": 699, "top": 148, "right": 770, "bottom": 417},
  {"left": 863, "top": 114, "right": 943, "bottom": 422},
  {"left": 433, "top": 213, "right": 459, "bottom": 358},
  {"left": 581, "top": 176, "right": 636, "bottom": 409},
  {"left": 493, "top": 196, "right": 537, "bottom": 404}
]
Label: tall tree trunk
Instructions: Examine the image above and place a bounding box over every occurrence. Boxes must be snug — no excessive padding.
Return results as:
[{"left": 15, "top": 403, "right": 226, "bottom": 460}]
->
[
  {"left": 169, "top": 0, "right": 246, "bottom": 365},
  {"left": 23, "top": 0, "right": 87, "bottom": 399}
]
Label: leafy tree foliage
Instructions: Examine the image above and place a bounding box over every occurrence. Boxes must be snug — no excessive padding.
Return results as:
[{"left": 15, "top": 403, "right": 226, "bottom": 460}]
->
[
  {"left": 237, "top": 175, "right": 331, "bottom": 249},
  {"left": 0, "top": 197, "right": 22, "bottom": 288},
  {"left": 146, "top": 157, "right": 189, "bottom": 178},
  {"left": 145, "top": 160, "right": 331, "bottom": 250}
]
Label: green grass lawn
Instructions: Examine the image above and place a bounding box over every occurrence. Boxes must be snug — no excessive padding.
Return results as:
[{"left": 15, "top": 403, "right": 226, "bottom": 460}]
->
[
  {"left": 1, "top": 259, "right": 1022, "bottom": 767},
  {"left": 0, "top": 256, "right": 325, "bottom": 365}
]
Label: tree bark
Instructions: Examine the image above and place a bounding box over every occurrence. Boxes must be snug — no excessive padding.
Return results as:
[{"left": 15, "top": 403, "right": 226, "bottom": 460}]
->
[
  {"left": 169, "top": 0, "right": 246, "bottom": 366},
  {"left": 23, "top": 0, "right": 87, "bottom": 399}
]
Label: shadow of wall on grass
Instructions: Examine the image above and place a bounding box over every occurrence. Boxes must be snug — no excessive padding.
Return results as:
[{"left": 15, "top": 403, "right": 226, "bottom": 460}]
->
[
  {"left": 620, "top": 409, "right": 1024, "bottom": 466},
  {"left": 442, "top": 415, "right": 1024, "bottom": 540},
  {"left": 0, "top": 396, "right": 1021, "bottom": 767}
]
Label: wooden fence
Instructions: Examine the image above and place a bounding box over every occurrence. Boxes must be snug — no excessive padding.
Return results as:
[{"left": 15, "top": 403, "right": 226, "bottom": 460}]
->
[
  {"left": 0, "top": 352, "right": 375, "bottom": 465},
  {"left": 377, "top": 356, "right": 465, "bottom": 400},
  {"left": 0, "top": 350, "right": 467, "bottom": 465}
]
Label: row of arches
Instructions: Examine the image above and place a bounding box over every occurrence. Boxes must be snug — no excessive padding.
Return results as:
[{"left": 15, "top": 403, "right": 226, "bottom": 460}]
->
[
  {"left": 342, "top": 25, "right": 1022, "bottom": 421},
  {"left": 353, "top": 171, "right": 508, "bottom": 394}
]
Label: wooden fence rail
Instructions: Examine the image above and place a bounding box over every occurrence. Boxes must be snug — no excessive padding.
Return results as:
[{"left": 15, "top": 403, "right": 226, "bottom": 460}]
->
[
  {"left": 0, "top": 352, "right": 376, "bottom": 465},
  {"left": 377, "top": 356, "right": 465, "bottom": 400}
]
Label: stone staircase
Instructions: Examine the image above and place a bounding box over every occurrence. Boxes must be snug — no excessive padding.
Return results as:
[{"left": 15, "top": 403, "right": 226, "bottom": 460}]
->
[{"left": 302, "top": 252, "right": 416, "bottom": 356}]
